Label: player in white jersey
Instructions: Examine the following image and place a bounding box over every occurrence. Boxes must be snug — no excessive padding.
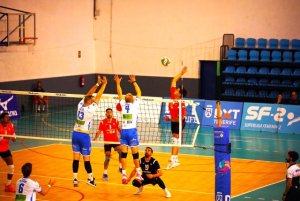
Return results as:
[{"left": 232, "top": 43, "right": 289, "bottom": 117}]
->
[
  {"left": 114, "top": 74, "right": 143, "bottom": 184},
  {"left": 72, "top": 75, "right": 107, "bottom": 187},
  {"left": 15, "top": 163, "right": 55, "bottom": 201},
  {"left": 282, "top": 151, "right": 300, "bottom": 201}
]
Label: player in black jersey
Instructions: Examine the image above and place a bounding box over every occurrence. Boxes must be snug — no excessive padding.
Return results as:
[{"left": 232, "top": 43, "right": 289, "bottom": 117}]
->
[{"left": 127, "top": 147, "right": 171, "bottom": 198}]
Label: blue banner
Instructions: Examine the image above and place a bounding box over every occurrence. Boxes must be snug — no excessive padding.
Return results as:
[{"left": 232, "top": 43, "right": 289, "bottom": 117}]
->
[
  {"left": 0, "top": 94, "right": 20, "bottom": 119},
  {"left": 241, "top": 103, "right": 300, "bottom": 134},
  {"left": 161, "top": 98, "right": 205, "bottom": 125},
  {"left": 202, "top": 100, "right": 243, "bottom": 129},
  {"left": 214, "top": 126, "right": 231, "bottom": 201}
]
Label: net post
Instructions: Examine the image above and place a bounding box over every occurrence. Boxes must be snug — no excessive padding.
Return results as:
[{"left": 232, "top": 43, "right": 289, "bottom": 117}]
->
[{"left": 178, "top": 99, "right": 182, "bottom": 146}]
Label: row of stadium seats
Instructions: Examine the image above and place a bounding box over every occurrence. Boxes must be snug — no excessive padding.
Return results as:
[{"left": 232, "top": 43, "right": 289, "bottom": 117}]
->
[
  {"left": 223, "top": 66, "right": 300, "bottom": 76},
  {"left": 227, "top": 49, "right": 300, "bottom": 62},
  {"left": 223, "top": 89, "right": 296, "bottom": 99},
  {"left": 235, "top": 38, "right": 300, "bottom": 49}
]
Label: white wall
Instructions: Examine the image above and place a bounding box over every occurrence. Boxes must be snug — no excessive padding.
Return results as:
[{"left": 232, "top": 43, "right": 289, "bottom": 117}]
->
[{"left": 1, "top": 0, "right": 300, "bottom": 81}]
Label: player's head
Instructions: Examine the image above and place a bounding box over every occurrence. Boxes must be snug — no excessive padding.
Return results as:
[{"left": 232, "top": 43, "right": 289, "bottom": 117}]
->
[
  {"left": 174, "top": 86, "right": 187, "bottom": 99},
  {"left": 22, "top": 162, "right": 32, "bottom": 178},
  {"left": 37, "top": 80, "right": 43, "bottom": 88},
  {"left": 145, "top": 147, "right": 153, "bottom": 158},
  {"left": 0, "top": 112, "right": 9, "bottom": 123},
  {"left": 286, "top": 151, "right": 299, "bottom": 163},
  {"left": 125, "top": 93, "right": 134, "bottom": 103},
  {"left": 290, "top": 90, "right": 298, "bottom": 101},
  {"left": 105, "top": 108, "right": 113, "bottom": 119},
  {"left": 84, "top": 95, "right": 95, "bottom": 105}
]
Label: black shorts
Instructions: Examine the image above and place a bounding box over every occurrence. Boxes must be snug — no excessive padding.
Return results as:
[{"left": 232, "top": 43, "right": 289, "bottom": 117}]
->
[
  {"left": 0, "top": 150, "right": 12, "bottom": 159},
  {"left": 104, "top": 144, "right": 120, "bottom": 152},
  {"left": 171, "top": 120, "right": 186, "bottom": 134}
]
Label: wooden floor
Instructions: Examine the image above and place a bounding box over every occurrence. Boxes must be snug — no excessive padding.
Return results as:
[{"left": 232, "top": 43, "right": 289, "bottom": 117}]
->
[{"left": 0, "top": 144, "right": 286, "bottom": 201}]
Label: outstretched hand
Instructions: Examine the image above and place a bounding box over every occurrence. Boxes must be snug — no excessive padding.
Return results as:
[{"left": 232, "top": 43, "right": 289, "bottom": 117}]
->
[
  {"left": 114, "top": 75, "right": 122, "bottom": 84},
  {"left": 128, "top": 75, "right": 136, "bottom": 83},
  {"left": 48, "top": 179, "right": 56, "bottom": 187},
  {"left": 101, "top": 76, "right": 107, "bottom": 85},
  {"left": 97, "top": 75, "right": 102, "bottom": 85}
]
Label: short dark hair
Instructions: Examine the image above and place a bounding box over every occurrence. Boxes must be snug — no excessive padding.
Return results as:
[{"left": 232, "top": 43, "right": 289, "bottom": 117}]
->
[
  {"left": 288, "top": 151, "right": 299, "bottom": 162},
  {"left": 146, "top": 146, "right": 153, "bottom": 153},
  {"left": 179, "top": 86, "right": 187, "bottom": 98},
  {"left": 22, "top": 163, "right": 32, "bottom": 178},
  {"left": 106, "top": 108, "right": 113, "bottom": 112},
  {"left": 0, "top": 112, "right": 9, "bottom": 120},
  {"left": 84, "top": 95, "right": 93, "bottom": 103}
]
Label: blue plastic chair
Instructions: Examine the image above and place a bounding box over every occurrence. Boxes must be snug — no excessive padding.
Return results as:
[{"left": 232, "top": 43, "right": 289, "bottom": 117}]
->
[
  {"left": 280, "top": 39, "right": 289, "bottom": 49},
  {"left": 281, "top": 80, "right": 292, "bottom": 86},
  {"left": 283, "top": 51, "right": 292, "bottom": 62},
  {"left": 258, "top": 67, "right": 269, "bottom": 75},
  {"left": 227, "top": 49, "right": 237, "bottom": 60},
  {"left": 223, "top": 66, "right": 235, "bottom": 74},
  {"left": 247, "top": 66, "right": 257, "bottom": 74},
  {"left": 281, "top": 68, "right": 292, "bottom": 76},
  {"left": 236, "top": 77, "right": 246, "bottom": 85},
  {"left": 258, "top": 38, "right": 267, "bottom": 48},
  {"left": 247, "top": 78, "right": 258, "bottom": 86},
  {"left": 269, "top": 79, "right": 281, "bottom": 87},
  {"left": 259, "top": 90, "right": 268, "bottom": 98},
  {"left": 235, "top": 66, "right": 247, "bottom": 74},
  {"left": 260, "top": 50, "right": 270, "bottom": 61},
  {"left": 246, "top": 38, "right": 256, "bottom": 48},
  {"left": 224, "top": 88, "right": 235, "bottom": 96},
  {"left": 270, "top": 67, "right": 281, "bottom": 75},
  {"left": 294, "top": 52, "right": 300, "bottom": 63},
  {"left": 223, "top": 77, "right": 235, "bottom": 85},
  {"left": 235, "top": 89, "right": 246, "bottom": 96},
  {"left": 249, "top": 50, "right": 259, "bottom": 61},
  {"left": 271, "top": 51, "right": 281, "bottom": 62},
  {"left": 269, "top": 90, "right": 278, "bottom": 99},
  {"left": 238, "top": 50, "right": 247, "bottom": 61},
  {"left": 235, "top": 38, "right": 245, "bottom": 48},
  {"left": 258, "top": 78, "right": 268, "bottom": 86},
  {"left": 293, "top": 69, "right": 300, "bottom": 76},
  {"left": 246, "top": 89, "right": 257, "bottom": 97},
  {"left": 293, "top": 80, "right": 300, "bottom": 87},
  {"left": 269, "top": 39, "right": 279, "bottom": 49},
  {"left": 291, "top": 39, "right": 300, "bottom": 49}
]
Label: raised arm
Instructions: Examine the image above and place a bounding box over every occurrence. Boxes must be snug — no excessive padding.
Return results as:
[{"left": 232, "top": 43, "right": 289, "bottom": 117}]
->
[
  {"left": 86, "top": 75, "right": 102, "bottom": 96},
  {"left": 114, "top": 75, "right": 123, "bottom": 100},
  {"left": 128, "top": 75, "right": 141, "bottom": 97},
  {"left": 94, "top": 76, "right": 107, "bottom": 104},
  {"left": 39, "top": 179, "right": 56, "bottom": 196},
  {"left": 171, "top": 66, "right": 188, "bottom": 87}
]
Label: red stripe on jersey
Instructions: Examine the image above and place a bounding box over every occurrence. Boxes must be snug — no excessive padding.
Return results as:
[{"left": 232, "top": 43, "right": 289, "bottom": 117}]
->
[
  {"left": 0, "top": 123, "right": 15, "bottom": 152},
  {"left": 98, "top": 118, "right": 120, "bottom": 142}
]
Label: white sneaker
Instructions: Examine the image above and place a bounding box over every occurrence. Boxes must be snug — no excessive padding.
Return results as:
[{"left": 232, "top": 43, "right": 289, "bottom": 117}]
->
[
  {"left": 165, "top": 188, "right": 171, "bottom": 198},
  {"left": 172, "top": 162, "right": 180, "bottom": 168},
  {"left": 134, "top": 186, "right": 144, "bottom": 195},
  {"left": 165, "top": 161, "right": 173, "bottom": 170}
]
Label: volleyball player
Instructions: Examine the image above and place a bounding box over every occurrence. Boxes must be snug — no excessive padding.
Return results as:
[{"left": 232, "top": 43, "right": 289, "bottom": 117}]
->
[
  {"left": 282, "top": 151, "right": 300, "bottom": 201},
  {"left": 114, "top": 74, "right": 143, "bottom": 184},
  {"left": 0, "top": 112, "right": 16, "bottom": 192},
  {"left": 93, "top": 108, "right": 122, "bottom": 181},
  {"left": 72, "top": 75, "right": 107, "bottom": 187},
  {"left": 127, "top": 147, "right": 171, "bottom": 198},
  {"left": 15, "top": 163, "right": 56, "bottom": 201},
  {"left": 164, "top": 66, "right": 188, "bottom": 169}
]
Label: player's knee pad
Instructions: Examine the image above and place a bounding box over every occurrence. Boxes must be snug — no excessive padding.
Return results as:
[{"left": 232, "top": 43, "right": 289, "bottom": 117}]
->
[
  {"left": 132, "top": 152, "right": 139, "bottom": 160},
  {"left": 84, "top": 161, "right": 92, "bottom": 173},
  {"left": 104, "top": 154, "right": 111, "bottom": 164},
  {"left": 121, "top": 152, "right": 128, "bottom": 159},
  {"left": 8, "top": 165, "right": 14, "bottom": 174},
  {"left": 132, "top": 179, "right": 142, "bottom": 187},
  {"left": 171, "top": 137, "right": 180, "bottom": 145}
]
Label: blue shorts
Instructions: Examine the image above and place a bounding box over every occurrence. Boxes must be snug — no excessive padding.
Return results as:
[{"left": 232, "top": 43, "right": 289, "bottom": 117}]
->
[
  {"left": 72, "top": 131, "right": 91, "bottom": 156},
  {"left": 120, "top": 128, "right": 139, "bottom": 147}
]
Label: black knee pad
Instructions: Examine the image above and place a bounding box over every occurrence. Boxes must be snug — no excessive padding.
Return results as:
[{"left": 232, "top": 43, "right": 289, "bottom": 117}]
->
[
  {"left": 132, "top": 179, "right": 142, "bottom": 187},
  {"left": 132, "top": 152, "right": 139, "bottom": 160},
  {"left": 73, "top": 160, "right": 79, "bottom": 172},
  {"left": 121, "top": 152, "right": 128, "bottom": 158},
  {"left": 84, "top": 161, "right": 92, "bottom": 173}
]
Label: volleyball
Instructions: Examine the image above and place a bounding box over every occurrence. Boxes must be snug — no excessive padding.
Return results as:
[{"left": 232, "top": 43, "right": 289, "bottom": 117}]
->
[{"left": 161, "top": 57, "right": 171, "bottom": 66}]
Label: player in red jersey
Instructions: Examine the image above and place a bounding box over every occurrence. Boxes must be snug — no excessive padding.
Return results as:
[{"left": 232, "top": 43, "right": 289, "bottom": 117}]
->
[
  {"left": 93, "top": 108, "right": 122, "bottom": 181},
  {"left": 0, "top": 112, "right": 16, "bottom": 192},
  {"left": 164, "top": 66, "right": 188, "bottom": 169}
]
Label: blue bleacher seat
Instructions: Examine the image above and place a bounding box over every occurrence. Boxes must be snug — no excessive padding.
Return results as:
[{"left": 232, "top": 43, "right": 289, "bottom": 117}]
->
[
  {"left": 249, "top": 50, "right": 259, "bottom": 61},
  {"left": 281, "top": 68, "right": 292, "bottom": 76},
  {"left": 235, "top": 38, "right": 245, "bottom": 48},
  {"left": 271, "top": 51, "right": 281, "bottom": 62},
  {"left": 294, "top": 52, "right": 300, "bottom": 63},
  {"left": 247, "top": 78, "right": 258, "bottom": 86},
  {"left": 246, "top": 38, "right": 256, "bottom": 48},
  {"left": 224, "top": 88, "right": 235, "bottom": 96},
  {"left": 236, "top": 77, "right": 246, "bottom": 85},
  {"left": 293, "top": 80, "right": 300, "bottom": 87},
  {"left": 223, "top": 65, "right": 235, "bottom": 74},
  {"left": 235, "top": 66, "right": 247, "bottom": 74},
  {"left": 259, "top": 90, "right": 268, "bottom": 98},
  {"left": 258, "top": 67, "right": 269, "bottom": 75},
  {"left": 260, "top": 50, "right": 270, "bottom": 61},
  {"left": 258, "top": 38, "right": 267, "bottom": 48},
  {"left": 269, "top": 90, "right": 278, "bottom": 99},
  {"left": 246, "top": 66, "right": 257, "bottom": 74},
  {"left": 223, "top": 77, "right": 235, "bottom": 85},
  {"left": 238, "top": 50, "right": 247, "bottom": 61},
  {"left": 246, "top": 89, "right": 257, "bottom": 97},
  {"left": 282, "top": 80, "right": 292, "bottom": 86},
  {"left": 293, "top": 69, "right": 300, "bottom": 76},
  {"left": 283, "top": 51, "right": 292, "bottom": 62},
  {"left": 270, "top": 67, "right": 281, "bottom": 75},
  {"left": 258, "top": 78, "right": 268, "bottom": 86},
  {"left": 280, "top": 39, "right": 289, "bottom": 49},
  {"left": 269, "top": 79, "right": 280, "bottom": 87},
  {"left": 291, "top": 39, "right": 300, "bottom": 49},
  {"left": 235, "top": 89, "right": 246, "bottom": 96},
  {"left": 269, "top": 39, "right": 279, "bottom": 49},
  {"left": 227, "top": 49, "right": 237, "bottom": 60}
]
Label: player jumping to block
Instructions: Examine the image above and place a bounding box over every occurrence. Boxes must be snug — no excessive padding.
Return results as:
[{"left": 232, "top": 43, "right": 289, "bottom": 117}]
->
[
  {"left": 93, "top": 108, "right": 122, "bottom": 181},
  {"left": 164, "top": 66, "right": 188, "bottom": 169},
  {"left": 114, "top": 74, "right": 143, "bottom": 184},
  {"left": 72, "top": 75, "right": 107, "bottom": 187}
]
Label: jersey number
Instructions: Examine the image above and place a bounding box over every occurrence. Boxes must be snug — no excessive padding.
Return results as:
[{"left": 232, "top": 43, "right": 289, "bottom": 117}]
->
[
  {"left": 77, "top": 111, "right": 84, "bottom": 120},
  {"left": 18, "top": 183, "right": 25, "bottom": 193},
  {"left": 125, "top": 105, "right": 130, "bottom": 113}
]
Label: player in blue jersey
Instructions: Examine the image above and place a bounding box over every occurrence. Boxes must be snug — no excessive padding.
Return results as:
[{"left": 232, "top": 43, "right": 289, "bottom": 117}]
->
[
  {"left": 114, "top": 74, "right": 143, "bottom": 184},
  {"left": 72, "top": 75, "right": 107, "bottom": 187}
]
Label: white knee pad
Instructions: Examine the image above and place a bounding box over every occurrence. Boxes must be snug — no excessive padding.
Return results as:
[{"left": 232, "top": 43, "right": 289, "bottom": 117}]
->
[
  {"left": 171, "top": 137, "right": 180, "bottom": 145},
  {"left": 8, "top": 165, "right": 14, "bottom": 174}
]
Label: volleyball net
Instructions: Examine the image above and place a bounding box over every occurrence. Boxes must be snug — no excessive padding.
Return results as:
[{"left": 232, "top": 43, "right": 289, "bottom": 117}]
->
[{"left": 0, "top": 89, "right": 200, "bottom": 147}]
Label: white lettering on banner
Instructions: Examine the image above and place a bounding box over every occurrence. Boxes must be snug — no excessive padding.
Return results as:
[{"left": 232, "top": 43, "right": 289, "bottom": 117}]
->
[
  {"left": 274, "top": 107, "right": 286, "bottom": 122},
  {"left": 245, "top": 106, "right": 271, "bottom": 120},
  {"left": 205, "top": 105, "right": 213, "bottom": 118},
  {"left": 216, "top": 192, "right": 222, "bottom": 201},
  {"left": 214, "top": 119, "right": 236, "bottom": 126},
  {"left": 225, "top": 195, "right": 231, "bottom": 201},
  {"left": 214, "top": 109, "right": 240, "bottom": 119}
]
